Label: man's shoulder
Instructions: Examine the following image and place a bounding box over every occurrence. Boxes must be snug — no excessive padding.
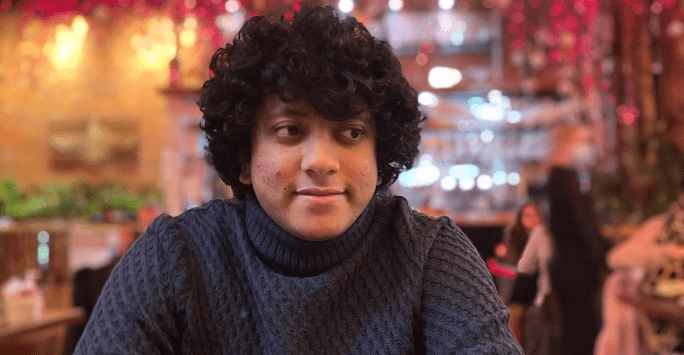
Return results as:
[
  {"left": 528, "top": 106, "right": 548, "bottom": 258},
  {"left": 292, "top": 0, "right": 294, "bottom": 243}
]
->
[
  {"left": 381, "top": 195, "right": 465, "bottom": 249},
  {"left": 176, "top": 198, "right": 244, "bottom": 221},
  {"left": 141, "top": 199, "right": 244, "bottom": 244},
  {"left": 387, "top": 195, "right": 458, "bottom": 229}
]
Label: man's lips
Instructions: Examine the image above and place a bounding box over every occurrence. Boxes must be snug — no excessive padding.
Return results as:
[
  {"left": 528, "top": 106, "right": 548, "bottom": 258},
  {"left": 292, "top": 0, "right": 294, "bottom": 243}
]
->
[
  {"left": 295, "top": 188, "right": 344, "bottom": 206},
  {"left": 296, "top": 187, "right": 344, "bottom": 196}
]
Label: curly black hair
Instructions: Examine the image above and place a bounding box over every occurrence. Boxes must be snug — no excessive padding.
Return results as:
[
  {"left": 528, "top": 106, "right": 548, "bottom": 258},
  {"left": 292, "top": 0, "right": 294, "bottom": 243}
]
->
[{"left": 199, "top": 5, "right": 423, "bottom": 200}]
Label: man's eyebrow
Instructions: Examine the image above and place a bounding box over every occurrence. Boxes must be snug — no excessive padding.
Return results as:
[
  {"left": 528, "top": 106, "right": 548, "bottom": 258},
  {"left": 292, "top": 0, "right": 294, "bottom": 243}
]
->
[
  {"left": 279, "top": 107, "right": 310, "bottom": 118},
  {"left": 273, "top": 103, "right": 372, "bottom": 122},
  {"left": 353, "top": 111, "right": 373, "bottom": 123}
]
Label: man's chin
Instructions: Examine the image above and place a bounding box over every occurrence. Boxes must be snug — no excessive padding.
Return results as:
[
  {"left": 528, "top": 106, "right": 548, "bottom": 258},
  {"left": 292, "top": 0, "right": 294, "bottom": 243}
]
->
[{"left": 289, "top": 221, "right": 348, "bottom": 242}]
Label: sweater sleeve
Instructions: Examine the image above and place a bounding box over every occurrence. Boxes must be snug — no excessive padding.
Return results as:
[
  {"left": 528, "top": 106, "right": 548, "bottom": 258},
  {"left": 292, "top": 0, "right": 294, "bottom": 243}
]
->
[
  {"left": 420, "top": 218, "right": 523, "bottom": 354},
  {"left": 74, "top": 215, "right": 182, "bottom": 355}
]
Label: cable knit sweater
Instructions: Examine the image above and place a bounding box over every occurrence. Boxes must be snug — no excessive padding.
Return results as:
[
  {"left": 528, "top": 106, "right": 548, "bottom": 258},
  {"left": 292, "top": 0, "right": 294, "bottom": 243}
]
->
[{"left": 74, "top": 195, "right": 522, "bottom": 354}]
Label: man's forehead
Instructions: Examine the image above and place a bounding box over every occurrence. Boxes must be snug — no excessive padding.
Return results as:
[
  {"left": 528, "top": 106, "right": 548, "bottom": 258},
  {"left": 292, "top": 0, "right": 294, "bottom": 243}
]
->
[{"left": 260, "top": 95, "right": 372, "bottom": 122}]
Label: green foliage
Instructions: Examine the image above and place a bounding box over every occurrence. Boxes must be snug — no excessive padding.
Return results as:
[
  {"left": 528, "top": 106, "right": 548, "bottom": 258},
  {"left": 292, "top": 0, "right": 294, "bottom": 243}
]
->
[
  {"left": 595, "top": 140, "right": 684, "bottom": 223},
  {"left": 640, "top": 142, "right": 684, "bottom": 217},
  {"left": 0, "top": 179, "right": 164, "bottom": 221},
  {"left": 139, "top": 183, "right": 164, "bottom": 204},
  {"left": 0, "top": 179, "right": 23, "bottom": 215},
  {"left": 98, "top": 183, "right": 144, "bottom": 213}
]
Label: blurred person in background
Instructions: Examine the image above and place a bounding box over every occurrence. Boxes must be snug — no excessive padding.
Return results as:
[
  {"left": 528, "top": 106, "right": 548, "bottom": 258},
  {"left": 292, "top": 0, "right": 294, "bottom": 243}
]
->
[
  {"left": 505, "top": 202, "right": 543, "bottom": 270},
  {"left": 517, "top": 205, "right": 562, "bottom": 355},
  {"left": 501, "top": 202, "right": 543, "bottom": 343},
  {"left": 73, "top": 5, "right": 522, "bottom": 354},
  {"left": 545, "top": 125, "right": 611, "bottom": 355},
  {"left": 596, "top": 188, "right": 684, "bottom": 355},
  {"left": 596, "top": 122, "right": 684, "bottom": 355}
]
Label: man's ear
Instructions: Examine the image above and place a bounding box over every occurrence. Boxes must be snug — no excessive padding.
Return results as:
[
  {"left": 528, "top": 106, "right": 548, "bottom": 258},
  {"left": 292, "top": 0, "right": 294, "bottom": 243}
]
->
[
  {"left": 237, "top": 147, "right": 252, "bottom": 185},
  {"left": 376, "top": 176, "right": 382, "bottom": 186},
  {"left": 239, "top": 162, "right": 252, "bottom": 185}
]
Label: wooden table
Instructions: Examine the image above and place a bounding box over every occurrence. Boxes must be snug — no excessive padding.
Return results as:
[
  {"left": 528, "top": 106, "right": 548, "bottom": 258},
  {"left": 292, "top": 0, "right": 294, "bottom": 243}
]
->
[{"left": 0, "top": 307, "right": 85, "bottom": 355}]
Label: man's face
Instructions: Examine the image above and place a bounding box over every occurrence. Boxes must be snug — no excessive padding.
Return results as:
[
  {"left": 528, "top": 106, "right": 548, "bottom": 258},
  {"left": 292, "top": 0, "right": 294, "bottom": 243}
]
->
[{"left": 240, "top": 95, "right": 380, "bottom": 241}]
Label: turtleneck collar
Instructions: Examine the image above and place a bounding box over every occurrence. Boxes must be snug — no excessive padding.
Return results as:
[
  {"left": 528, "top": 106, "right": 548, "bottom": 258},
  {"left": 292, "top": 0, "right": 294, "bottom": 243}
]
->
[{"left": 244, "top": 196, "right": 378, "bottom": 277}]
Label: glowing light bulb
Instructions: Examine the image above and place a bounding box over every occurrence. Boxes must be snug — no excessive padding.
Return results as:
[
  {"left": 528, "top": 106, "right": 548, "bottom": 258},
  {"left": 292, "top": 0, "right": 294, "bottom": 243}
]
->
[
  {"left": 477, "top": 175, "right": 493, "bottom": 190},
  {"left": 460, "top": 178, "right": 475, "bottom": 191},
  {"left": 449, "top": 164, "right": 479, "bottom": 180},
  {"left": 37, "top": 231, "right": 49, "bottom": 243},
  {"left": 43, "top": 16, "right": 89, "bottom": 70},
  {"left": 493, "top": 171, "right": 507, "bottom": 185},
  {"left": 507, "top": 110, "right": 522, "bottom": 123},
  {"left": 388, "top": 0, "right": 403, "bottom": 11},
  {"left": 179, "top": 29, "right": 197, "bottom": 47},
  {"left": 480, "top": 129, "right": 494, "bottom": 143},
  {"left": 418, "top": 92, "right": 439, "bottom": 107},
  {"left": 339, "top": 0, "right": 354, "bottom": 13},
  {"left": 428, "top": 66, "right": 462, "bottom": 89},
  {"left": 441, "top": 176, "right": 457, "bottom": 191},
  {"left": 184, "top": 16, "right": 198, "bottom": 30},
  {"left": 438, "top": 0, "right": 455, "bottom": 10},
  {"left": 225, "top": 0, "right": 240, "bottom": 13},
  {"left": 507, "top": 172, "right": 521, "bottom": 186},
  {"left": 72, "top": 15, "right": 89, "bottom": 36}
]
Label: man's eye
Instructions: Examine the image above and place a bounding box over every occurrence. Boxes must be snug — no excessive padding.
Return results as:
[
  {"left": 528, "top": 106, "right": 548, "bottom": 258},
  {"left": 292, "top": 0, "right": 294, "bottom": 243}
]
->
[
  {"left": 339, "top": 127, "right": 364, "bottom": 142},
  {"left": 277, "top": 125, "right": 300, "bottom": 136}
]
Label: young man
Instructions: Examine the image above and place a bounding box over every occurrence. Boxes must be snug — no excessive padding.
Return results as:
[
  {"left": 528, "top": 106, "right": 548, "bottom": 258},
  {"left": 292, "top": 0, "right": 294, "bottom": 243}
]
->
[{"left": 75, "top": 6, "right": 522, "bottom": 354}]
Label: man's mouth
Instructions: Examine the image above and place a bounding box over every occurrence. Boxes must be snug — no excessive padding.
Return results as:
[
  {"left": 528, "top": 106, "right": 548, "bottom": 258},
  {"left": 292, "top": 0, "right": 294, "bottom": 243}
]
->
[{"left": 296, "top": 187, "right": 344, "bottom": 196}]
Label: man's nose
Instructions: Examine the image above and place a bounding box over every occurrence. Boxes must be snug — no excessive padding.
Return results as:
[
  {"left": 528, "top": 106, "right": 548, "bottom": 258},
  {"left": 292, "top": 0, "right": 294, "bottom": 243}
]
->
[{"left": 301, "top": 134, "right": 340, "bottom": 176}]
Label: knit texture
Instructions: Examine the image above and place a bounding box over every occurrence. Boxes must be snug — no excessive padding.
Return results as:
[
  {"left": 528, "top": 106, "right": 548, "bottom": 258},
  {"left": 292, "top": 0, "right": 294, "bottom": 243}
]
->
[{"left": 74, "top": 195, "right": 522, "bottom": 354}]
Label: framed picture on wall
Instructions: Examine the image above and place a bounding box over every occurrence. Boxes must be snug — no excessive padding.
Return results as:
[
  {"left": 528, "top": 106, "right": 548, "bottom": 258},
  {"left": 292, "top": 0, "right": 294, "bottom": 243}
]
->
[{"left": 48, "top": 118, "right": 140, "bottom": 173}]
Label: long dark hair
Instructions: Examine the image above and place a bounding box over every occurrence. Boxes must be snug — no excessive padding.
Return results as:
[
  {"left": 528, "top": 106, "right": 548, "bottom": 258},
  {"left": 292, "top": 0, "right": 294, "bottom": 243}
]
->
[{"left": 504, "top": 202, "right": 539, "bottom": 263}]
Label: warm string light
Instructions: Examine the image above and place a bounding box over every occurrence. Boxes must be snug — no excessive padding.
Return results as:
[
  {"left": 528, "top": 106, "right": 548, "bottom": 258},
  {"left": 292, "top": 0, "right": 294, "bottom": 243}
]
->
[
  {"left": 181, "top": 17, "right": 198, "bottom": 46},
  {"left": 131, "top": 16, "right": 177, "bottom": 70},
  {"left": 41, "top": 15, "right": 89, "bottom": 70}
]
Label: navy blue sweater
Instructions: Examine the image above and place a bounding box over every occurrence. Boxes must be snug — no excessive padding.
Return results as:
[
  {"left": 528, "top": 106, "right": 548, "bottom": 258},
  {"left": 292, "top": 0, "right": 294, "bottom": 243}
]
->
[{"left": 74, "top": 196, "right": 522, "bottom": 354}]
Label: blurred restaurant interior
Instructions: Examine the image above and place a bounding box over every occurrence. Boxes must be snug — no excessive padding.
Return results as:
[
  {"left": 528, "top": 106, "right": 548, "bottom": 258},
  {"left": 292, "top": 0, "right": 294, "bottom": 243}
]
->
[{"left": 1, "top": 0, "right": 684, "bottom": 354}]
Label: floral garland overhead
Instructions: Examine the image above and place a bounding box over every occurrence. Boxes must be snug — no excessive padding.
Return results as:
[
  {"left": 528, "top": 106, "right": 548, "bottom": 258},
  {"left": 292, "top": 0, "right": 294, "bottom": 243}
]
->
[
  {"left": 483, "top": 0, "right": 607, "bottom": 99},
  {"left": 8, "top": 0, "right": 233, "bottom": 19},
  {"left": 612, "top": 0, "right": 684, "bottom": 219},
  {"left": 2, "top": 0, "right": 244, "bottom": 50},
  {"left": 3, "top": 0, "right": 327, "bottom": 19}
]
